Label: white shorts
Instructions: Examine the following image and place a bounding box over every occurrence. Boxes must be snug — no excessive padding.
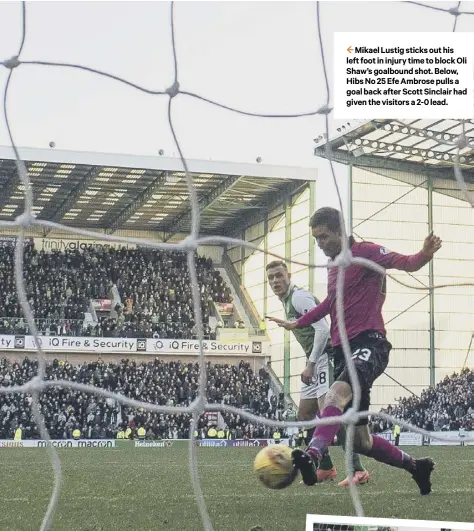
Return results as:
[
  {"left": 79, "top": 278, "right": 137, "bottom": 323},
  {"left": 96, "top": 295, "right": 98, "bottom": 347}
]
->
[{"left": 300, "top": 353, "right": 329, "bottom": 400}]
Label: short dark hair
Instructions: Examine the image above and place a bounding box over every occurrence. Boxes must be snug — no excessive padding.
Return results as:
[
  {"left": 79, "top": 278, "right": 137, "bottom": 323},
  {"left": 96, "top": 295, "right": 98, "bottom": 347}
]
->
[
  {"left": 266, "top": 260, "right": 288, "bottom": 272},
  {"left": 309, "top": 207, "right": 342, "bottom": 232}
]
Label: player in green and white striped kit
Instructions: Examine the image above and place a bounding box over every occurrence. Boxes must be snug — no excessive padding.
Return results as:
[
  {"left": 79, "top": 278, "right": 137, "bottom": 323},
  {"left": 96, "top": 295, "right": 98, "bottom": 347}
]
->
[{"left": 266, "top": 260, "right": 370, "bottom": 486}]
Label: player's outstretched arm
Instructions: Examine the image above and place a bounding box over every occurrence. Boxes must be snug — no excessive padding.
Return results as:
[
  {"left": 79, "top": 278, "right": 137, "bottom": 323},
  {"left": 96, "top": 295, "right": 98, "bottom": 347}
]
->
[
  {"left": 421, "top": 231, "right": 442, "bottom": 258},
  {"left": 364, "top": 232, "right": 442, "bottom": 273},
  {"left": 266, "top": 296, "right": 330, "bottom": 329},
  {"left": 264, "top": 315, "right": 298, "bottom": 330},
  {"left": 297, "top": 296, "right": 330, "bottom": 327}
]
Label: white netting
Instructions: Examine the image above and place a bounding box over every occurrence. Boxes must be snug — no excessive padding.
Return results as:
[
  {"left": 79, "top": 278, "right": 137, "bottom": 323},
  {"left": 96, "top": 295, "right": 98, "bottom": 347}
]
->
[{"left": 1, "top": 2, "right": 474, "bottom": 530}]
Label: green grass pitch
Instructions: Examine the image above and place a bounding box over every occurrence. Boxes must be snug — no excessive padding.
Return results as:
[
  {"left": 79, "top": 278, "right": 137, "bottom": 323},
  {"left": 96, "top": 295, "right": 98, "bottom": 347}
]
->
[{"left": 0, "top": 445, "right": 472, "bottom": 531}]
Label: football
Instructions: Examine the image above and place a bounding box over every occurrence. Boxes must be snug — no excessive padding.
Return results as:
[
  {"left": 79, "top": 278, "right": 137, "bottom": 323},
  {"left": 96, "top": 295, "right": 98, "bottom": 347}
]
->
[{"left": 253, "top": 444, "right": 297, "bottom": 489}]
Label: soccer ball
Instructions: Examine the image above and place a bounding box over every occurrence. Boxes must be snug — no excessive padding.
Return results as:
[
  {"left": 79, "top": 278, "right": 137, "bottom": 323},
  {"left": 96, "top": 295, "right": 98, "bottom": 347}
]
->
[{"left": 253, "top": 444, "right": 297, "bottom": 489}]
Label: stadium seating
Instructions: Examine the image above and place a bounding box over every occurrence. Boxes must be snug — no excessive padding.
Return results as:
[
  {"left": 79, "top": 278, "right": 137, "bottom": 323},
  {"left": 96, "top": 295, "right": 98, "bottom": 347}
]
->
[
  {"left": 0, "top": 244, "right": 232, "bottom": 339},
  {"left": 0, "top": 357, "right": 283, "bottom": 440},
  {"left": 372, "top": 368, "right": 474, "bottom": 432}
]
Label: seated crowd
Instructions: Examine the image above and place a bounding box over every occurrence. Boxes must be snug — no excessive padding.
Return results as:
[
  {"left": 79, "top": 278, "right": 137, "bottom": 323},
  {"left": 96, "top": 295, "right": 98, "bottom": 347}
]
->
[
  {"left": 1, "top": 355, "right": 471, "bottom": 440},
  {"left": 0, "top": 357, "right": 285, "bottom": 440},
  {"left": 371, "top": 368, "right": 474, "bottom": 432},
  {"left": 0, "top": 244, "right": 232, "bottom": 339}
]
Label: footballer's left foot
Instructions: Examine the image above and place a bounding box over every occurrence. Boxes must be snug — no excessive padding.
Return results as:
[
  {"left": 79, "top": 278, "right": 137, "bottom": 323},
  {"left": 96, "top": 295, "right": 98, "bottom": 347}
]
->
[
  {"left": 338, "top": 470, "right": 371, "bottom": 487},
  {"left": 292, "top": 448, "right": 318, "bottom": 486},
  {"left": 410, "top": 457, "right": 434, "bottom": 495},
  {"left": 317, "top": 466, "right": 337, "bottom": 483}
]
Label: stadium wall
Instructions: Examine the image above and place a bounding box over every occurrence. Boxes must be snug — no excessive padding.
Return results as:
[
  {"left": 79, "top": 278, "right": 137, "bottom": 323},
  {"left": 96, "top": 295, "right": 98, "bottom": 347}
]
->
[
  {"left": 229, "top": 163, "right": 473, "bottom": 411},
  {"left": 226, "top": 186, "right": 316, "bottom": 405},
  {"left": 352, "top": 166, "right": 474, "bottom": 410}
]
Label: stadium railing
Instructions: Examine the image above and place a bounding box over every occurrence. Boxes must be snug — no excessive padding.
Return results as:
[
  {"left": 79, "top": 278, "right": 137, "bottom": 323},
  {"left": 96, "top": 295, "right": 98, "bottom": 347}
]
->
[
  {"left": 0, "top": 317, "right": 86, "bottom": 335},
  {"left": 221, "top": 253, "right": 264, "bottom": 334}
]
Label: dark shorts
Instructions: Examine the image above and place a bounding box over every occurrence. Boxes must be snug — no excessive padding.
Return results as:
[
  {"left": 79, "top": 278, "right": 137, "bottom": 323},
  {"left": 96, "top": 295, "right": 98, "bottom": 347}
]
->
[{"left": 333, "top": 331, "right": 392, "bottom": 426}]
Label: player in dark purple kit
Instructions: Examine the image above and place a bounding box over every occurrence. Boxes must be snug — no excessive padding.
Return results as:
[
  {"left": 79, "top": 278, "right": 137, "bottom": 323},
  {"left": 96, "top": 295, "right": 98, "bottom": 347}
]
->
[{"left": 266, "top": 207, "right": 441, "bottom": 494}]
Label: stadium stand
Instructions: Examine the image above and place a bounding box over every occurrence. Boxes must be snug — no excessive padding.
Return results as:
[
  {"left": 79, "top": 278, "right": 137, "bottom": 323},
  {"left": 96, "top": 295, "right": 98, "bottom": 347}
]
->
[
  {"left": 0, "top": 357, "right": 284, "bottom": 440},
  {"left": 371, "top": 368, "right": 474, "bottom": 433},
  {"left": 111, "top": 248, "right": 231, "bottom": 339},
  {"left": 2, "top": 350, "right": 471, "bottom": 441},
  {"left": 0, "top": 244, "right": 232, "bottom": 339}
]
